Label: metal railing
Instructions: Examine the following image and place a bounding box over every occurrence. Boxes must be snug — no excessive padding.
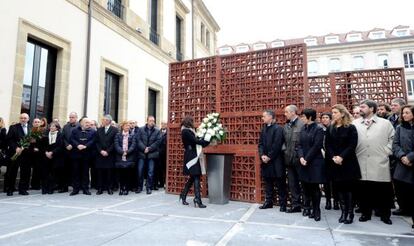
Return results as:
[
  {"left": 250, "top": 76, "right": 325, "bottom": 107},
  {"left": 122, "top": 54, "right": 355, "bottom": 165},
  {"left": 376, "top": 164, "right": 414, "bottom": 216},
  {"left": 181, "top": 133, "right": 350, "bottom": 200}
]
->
[
  {"left": 150, "top": 28, "right": 159, "bottom": 45},
  {"left": 107, "top": 0, "right": 124, "bottom": 19}
]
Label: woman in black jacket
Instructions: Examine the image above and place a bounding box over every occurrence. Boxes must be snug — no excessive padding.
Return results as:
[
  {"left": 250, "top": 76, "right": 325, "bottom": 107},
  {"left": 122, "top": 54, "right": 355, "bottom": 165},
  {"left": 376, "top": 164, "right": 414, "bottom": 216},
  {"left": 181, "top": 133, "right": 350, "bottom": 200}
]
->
[
  {"left": 325, "top": 104, "right": 361, "bottom": 224},
  {"left": 114, "top": 121, "right": 136, "bottom": 195},
  {"left": 40, "top": 122, "right": 64, "bottom": 194},
  {"left": 392, "top": 105, "right": 414, "bottom": 229},
  {"left": 0, "top": 117, "right": 7, "bottom": 168},
  {"left": 297, "top": 108, "right": 326, "bottom": 221},
  {"left": 180, "top": 116, "right": 210, "bottom": 208}
]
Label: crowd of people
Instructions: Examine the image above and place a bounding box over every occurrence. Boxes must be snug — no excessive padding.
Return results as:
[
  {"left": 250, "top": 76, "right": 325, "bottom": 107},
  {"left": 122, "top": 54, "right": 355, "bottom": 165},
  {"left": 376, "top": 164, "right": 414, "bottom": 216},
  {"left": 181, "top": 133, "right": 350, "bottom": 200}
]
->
[
  {"left": 0, "top": 97, "right": 413, "bottom": 230},
  {"left": 256, "top": 98, "right": 413, "bottom": 229},
  {"left": 0, "top": 113, "right": 167, "bottom": 197}
]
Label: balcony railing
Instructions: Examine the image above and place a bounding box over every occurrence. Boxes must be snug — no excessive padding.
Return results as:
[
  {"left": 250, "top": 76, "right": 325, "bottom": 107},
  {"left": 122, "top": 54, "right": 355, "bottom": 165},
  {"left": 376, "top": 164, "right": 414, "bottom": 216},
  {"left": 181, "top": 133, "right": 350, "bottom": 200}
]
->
[
  {"left": 107, "top": 0, "right": 124, "bottom": 19},
  {"left": 150, "top": 28, "right": 159, "bottom": 45}
]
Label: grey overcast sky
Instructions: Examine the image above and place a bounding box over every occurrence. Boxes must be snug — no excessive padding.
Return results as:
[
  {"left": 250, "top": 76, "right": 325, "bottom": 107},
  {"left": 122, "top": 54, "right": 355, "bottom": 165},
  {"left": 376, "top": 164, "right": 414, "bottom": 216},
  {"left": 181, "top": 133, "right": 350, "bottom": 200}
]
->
[{"left": 203, "top": 0, "right": 414, "bottom": 46}]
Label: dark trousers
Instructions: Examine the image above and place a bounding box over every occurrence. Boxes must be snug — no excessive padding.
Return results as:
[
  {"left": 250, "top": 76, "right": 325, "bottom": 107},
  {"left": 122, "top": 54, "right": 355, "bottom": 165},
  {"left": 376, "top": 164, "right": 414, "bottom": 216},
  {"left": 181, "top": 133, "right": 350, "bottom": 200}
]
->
[
  {"left": 359, "top": 181, "right": 394, "bottom": 219},
  {"left": 55, "top": 166, "right": 67, "bottom": 190},
  {"left": 41, "top": 158, "right": 55, "bottom": 192},
  {"left": 5, "top": 158, "right": 31, "bottom": 192},
  {"left": 90, "top": 163, "right": 97, "bottom": 189},
  {"left": 323, "top": 181, "right": 338, "bottom": 201},
  {"left": 72, "top": 158, "right": 90, "bottom": 191},
  {"left": 155, "top": 155, "right": 166, "bottom": 188},
  {"left": 303, "top": 182, "right": 321, "bottom": 212},
  {"left": 63, "top": 152, "right": 72, "bottom": 188},
  {"left": 393, "top": 180, "right": 414, "bottom": 216},
  {"left": 287, "top": 165, "right": 302, "bottom": 208},
  {"left": 264, "top": 177, "right": 287, "bottom": 207},
  {"left": 111, "top": 168, "right": 119, "bottom": 190},
  {"left": 119, "top": 168, "right": 131, "bottom": 191},
  {"left": 97, "top": 168, "right": 112, "bottom": 190},
  {"left": 30, "top": 154, "right": 41, "bottom": 189}
]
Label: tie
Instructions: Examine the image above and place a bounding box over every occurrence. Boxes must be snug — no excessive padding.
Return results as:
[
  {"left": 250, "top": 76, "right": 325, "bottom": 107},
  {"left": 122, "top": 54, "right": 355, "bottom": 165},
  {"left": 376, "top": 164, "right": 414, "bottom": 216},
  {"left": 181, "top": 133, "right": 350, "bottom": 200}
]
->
[
  {"left": 23, "top": 124, "right": 27, "bottom": 135},
  {"left": 105, "top": 127, "right": 108, "bottom": 134},
  {"left": 364, "top": 119, "right": 372, "bottom": 126}
]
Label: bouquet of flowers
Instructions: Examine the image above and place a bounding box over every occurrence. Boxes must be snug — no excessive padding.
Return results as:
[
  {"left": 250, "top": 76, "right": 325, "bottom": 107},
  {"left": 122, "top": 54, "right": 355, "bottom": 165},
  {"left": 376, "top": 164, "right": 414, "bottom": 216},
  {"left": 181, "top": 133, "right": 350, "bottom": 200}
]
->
[
  {"left": 197, "top": 113, "right": 226, "bottom": 145},
  {"left": 11, "top": 130, "right": 42, "bottom": 161}
]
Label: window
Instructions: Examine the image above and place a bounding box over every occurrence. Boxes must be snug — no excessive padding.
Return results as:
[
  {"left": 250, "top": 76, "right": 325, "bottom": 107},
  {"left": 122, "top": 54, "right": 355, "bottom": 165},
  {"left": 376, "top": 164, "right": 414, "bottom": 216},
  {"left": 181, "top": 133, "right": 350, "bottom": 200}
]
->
[
  {"left": 107, "top": 0, "right": 123, "bottom": 19},
  {"left": 353, "top": 56, "right": 364, "bottom": 70},
  {"left": 377, "top": 54, "right": 388, "bottom": 68},
  {"left": 252, "top": 43, "right": 267, "bottom": 51},
  {"left": 346, "top": 33, "right": 362, "bottom": 42},
  {"left": 308, "top": 60, "right": 318, "bottom": 75},
  {"left": 150, "top": 0, "right": 159, "bottom": 45},
  {"left": 176, "top": 16, "right": 183, "bottom": 61},
  {"left": 304, "top": 38, "right": 317, "bottom": 46},
  {"left": 235, "top": 45, "right": 249, "bottom": 53},
  {"left": 206, "top": 30, "right": 210, "bottom": 49},
  {"left": 218, "top": 47, "right": 233, "bottom": 55},
  {"left": 270, "top": 41, "right": 284, "bottom": 47},
  {"left": 22, "top": 39, "right": 57, "bottom": 122},
  {"left": 325, "top": 36, "right": 339, "bottom": 44},
  {"left": 329, "top": 58, "right": 341, "bottom": 72},
  {"left": 148, "top": 89, "right": 158, "bottom": 121},
  {"left": 396, "top": 30, "right": 408, "bottom": 37},
  {"left": 404, "top": 52, "right": 414, "bottom": 68},
  {"left": 407, "top": 79, "right": 414, "bottom": 97},
  {"left": 104, "top": 71, "right": 120, "bottom": 122},
  {"left": 200, "top": 23, "right": 205, "bottom": 44},
  {"left": 370, "top": 31, "right": 385, "bottom": 39}
]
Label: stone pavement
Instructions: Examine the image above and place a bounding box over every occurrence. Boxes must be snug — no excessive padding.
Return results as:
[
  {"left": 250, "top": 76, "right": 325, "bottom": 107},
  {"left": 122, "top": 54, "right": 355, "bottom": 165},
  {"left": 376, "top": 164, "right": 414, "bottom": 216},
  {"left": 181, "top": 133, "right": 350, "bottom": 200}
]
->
[{"left": 0, "top": 189, "right": 412, "bottom": 246}]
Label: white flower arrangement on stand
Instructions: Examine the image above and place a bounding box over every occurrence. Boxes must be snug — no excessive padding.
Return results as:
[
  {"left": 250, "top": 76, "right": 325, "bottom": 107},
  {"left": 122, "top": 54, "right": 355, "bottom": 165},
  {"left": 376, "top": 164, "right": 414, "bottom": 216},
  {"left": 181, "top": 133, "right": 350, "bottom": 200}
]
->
[{"left": 197, "top": 113, "right": 226, "bottom": 145}]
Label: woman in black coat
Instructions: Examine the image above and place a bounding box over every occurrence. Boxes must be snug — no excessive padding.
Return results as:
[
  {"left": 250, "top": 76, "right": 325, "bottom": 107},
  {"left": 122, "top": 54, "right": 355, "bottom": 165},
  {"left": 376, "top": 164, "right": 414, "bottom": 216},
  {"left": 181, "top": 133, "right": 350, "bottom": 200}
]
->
[
  {"left": 180, "top": 116, "right": 210, "bottom": 208},
  {"left": 297, "top": 108, "right": 326, "bottom": 221},
  {"left": 392, "top": 105, "right": 414, "bottom": 229},
  {"left": 114, "top": 121, "right": 136, "bottom": 195},
  {"left": 325, "top": 104, "right": 361, "bottom": 224},
  {"left": 0, "top": 117, "right": 7, "bottom": 168},
  {"left": 40, "top": 122, "right": 64, "bottom": 194}
]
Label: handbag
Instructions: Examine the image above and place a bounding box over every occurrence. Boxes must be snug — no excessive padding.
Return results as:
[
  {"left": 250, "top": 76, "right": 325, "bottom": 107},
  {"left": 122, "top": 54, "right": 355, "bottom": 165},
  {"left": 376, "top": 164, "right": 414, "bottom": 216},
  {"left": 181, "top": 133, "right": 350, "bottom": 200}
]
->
[{"left": 115, "top": 160, "right": 135, "bottom": 168}]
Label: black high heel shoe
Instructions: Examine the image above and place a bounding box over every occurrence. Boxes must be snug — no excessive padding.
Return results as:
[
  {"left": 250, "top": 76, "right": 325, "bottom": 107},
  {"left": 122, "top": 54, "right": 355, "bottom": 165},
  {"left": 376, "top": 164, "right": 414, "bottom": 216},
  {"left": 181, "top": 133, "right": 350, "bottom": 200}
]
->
[
  {"left": 179, "top": 194, "right": 189, "bottom": 205},
  {"left": 194, "top": 199, "right": 206, "bottom": 208}
]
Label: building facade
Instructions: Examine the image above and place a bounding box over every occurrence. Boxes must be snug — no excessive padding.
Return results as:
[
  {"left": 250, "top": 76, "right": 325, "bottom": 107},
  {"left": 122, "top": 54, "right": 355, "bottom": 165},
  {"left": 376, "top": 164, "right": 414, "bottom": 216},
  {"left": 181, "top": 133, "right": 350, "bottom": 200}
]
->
[
  {"left": 0, "top": 0, "right": 219, "bottom": 125},
  {"left": 218, "top": 26, "right": 414, "bottom": 102}
]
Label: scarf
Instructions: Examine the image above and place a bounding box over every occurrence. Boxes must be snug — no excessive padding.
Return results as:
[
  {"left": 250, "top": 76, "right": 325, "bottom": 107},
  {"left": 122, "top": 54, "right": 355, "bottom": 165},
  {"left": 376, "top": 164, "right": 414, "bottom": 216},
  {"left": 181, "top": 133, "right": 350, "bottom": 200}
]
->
[{"left": 49, "top": 131, "right": 57, "bottom": 145}]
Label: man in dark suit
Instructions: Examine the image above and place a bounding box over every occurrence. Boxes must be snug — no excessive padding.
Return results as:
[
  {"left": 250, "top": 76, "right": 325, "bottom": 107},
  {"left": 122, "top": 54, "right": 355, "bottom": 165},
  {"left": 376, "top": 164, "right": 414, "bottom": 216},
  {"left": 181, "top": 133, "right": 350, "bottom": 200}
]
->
[
  {"left": 136, "top": 116, "right": 161, "bottom": 194},
  {"left": 61, "top": 112, "right": 79, "bottom": 193},
  {"left": 5, "top": 113, "right": 31, "bottom": 196},
  {"left": 155, "top": 122, "right": 167, "bottom": 189},
  {"left": 95, "top": 114, "right": 118, "bottom": 195},
  {"left": 258, "top": 110, "right": 287, "bottom": 211}
]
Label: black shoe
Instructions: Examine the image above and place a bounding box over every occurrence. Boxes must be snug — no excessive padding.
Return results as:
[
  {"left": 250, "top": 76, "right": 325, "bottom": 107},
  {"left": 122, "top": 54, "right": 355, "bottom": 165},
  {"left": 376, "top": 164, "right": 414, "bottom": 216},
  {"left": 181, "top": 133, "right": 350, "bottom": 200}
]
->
[
  {"left": 333, "top": 200, "right": 340, "bottom": 210},
  {"left": 287, "top": 207, "right": 301, "bottom": 213},
  {"left": 381, "top": 217, "right": 392, "bottom": 225},
  {"left": 325, "top": 200, "right": 332, "bottom": 210},
  {"left": 146, "top": 189, "right": 152, "bottom": 195},
  {"left": 70, "top": 190, "right": 79, "bottom": 196},
  {"left": 119, "top": 190, "right": 124, "bottom": 195},
  {"left": 309, "top": 212, "right": 315, "bottom": 219},
  {"left": 18, "top": 191, "right": 29, "bottom": 196},
  {"left": 179, "top": 194, "right": 189, "bottom": 205},
  {"left": 6, "top": 191, "right": 13, "bottom": 196},
  {"left": 83, "top": 190, "right": 91, "bottom": 195},
  {"left": 194, "top": 198, "right": 207, "bottom": 208},
  {"left": 359, "top": 215, "right": 371, "bottom": 222},
  {"left": 280, "top": 206, "right": 287, "bottom": 212},
  {"left": 344, "top": 213, "right": 354, "bottom": 224},
  {"left": 96, "top": 189, "right": 103, "bottom": 195},
  {"left": 302, "top": 209, "right": 311, "bottom": 217},
  {"left": 135, "top": 188, "right": 142, "bottom": 194},
  {"left": 314, "top": 213, "right": 321, "bottom": 221},
  {"left": 339, "top": 211, "right": 347, "bottom": 223},
  {"left": 392, "top": 209, "right": 408, "bottom": 216},
  {"left": 259, "top": 201, "right": 273, "bottom": 209},
  {"left": 107, "top": 189, "right": 113, "bottom": 195}
]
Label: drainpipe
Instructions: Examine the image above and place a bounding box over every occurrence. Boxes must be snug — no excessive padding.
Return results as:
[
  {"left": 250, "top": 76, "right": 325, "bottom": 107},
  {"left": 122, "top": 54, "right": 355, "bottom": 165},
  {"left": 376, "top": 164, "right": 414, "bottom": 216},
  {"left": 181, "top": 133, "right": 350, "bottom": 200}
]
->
[
  {"left": 83, "top": 0, "right": 92, "bottom": 117},
  {"left": 191, "top": 0, "right": 195, "bottom": 59}
]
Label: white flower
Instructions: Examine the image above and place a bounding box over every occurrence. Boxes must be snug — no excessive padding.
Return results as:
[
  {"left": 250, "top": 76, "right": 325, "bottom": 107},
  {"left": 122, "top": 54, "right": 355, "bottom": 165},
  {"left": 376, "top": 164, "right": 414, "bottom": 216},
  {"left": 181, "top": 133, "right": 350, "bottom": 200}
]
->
[
  {"left": 197, "top": 132, "right": 204, "bottom": 138},
  {"left": 204, "top": 133, "right": 212, "bottom": 142},
  {"left": 200, "top": 123, "right": 206, "bottom": 128},
  {"left": 213, "top": 118, "right": 217, "bottom": 123},
  {"left": 218, "top": 123, "right": 222, "bottom": 128},
  {"left": 203, "top": 118, "right": 209, "bottom": 123},
  {"left": 207, "top": 129, "right": 216, "bottom": 135},
  {"left": 208, "top": 115, "right": 214, "bottom": 120},
  {"left": 219, "top": 130, "right": 224, "bottom": 136},
  {"left": 214, "top": 127, "right": 219, "bottom": 131},
  {"left": 207, "top": 122, "right": 212, "bottom": 128},
  {"left": 201, "top": 129, "right": 207, "bottom": 134},
  {"left": 214, "top": 113, "right": 220, "bottom": 117}
]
